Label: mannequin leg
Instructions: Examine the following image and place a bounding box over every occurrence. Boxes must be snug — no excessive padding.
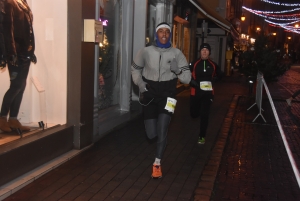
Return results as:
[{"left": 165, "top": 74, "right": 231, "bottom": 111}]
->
[
  {"left": 1, "top": 60, "right": 30, "bottom": 117},
  {"left": 0, "top": 60, "right": 31, "bottom": 131}
]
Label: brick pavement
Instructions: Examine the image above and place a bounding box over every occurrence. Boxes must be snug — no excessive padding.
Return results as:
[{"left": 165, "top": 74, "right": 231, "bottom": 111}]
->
[
  {"left": 210, "top": 66, "right": 300, "bottom": 201},
  {"left": 1, "top": 91, "right": 213, "bottom": 201},
  {"left": 5, "top": 67, "right": 300, "bottom": 200},
  {"left": 2, "top": 72, "right": 247, "bottom": 200}
]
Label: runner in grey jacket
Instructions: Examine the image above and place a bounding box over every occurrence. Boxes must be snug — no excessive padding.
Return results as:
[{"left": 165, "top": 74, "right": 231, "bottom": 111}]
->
[
  {"left": 131, "top": 22, "right": 191, "bottom": 179},
  {"left": 131, "top": 44, "right": 191, "bottom": 91}
]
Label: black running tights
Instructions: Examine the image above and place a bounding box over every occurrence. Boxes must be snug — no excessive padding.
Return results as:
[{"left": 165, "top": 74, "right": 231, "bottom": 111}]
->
[{"left": 144, "top": 113, "right": 171, "bottom": 159}]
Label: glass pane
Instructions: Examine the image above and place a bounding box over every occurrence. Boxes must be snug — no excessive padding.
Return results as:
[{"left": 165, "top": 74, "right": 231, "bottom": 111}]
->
[
  {"left": 0, "top": 0, "right": 68, "bottom": 144},
  {"left": 147, "top": 1, "right": 173, "bottom": 46},
  {"left": 98, "top": 1, "right": 120, "bottom": 110}
]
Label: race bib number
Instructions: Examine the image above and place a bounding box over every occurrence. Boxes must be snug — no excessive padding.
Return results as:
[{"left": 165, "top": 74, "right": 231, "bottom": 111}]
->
[
  {"left": 165, "top": 97, "right": 177, "bottom": 113},
  {"left": 200, "top": 81, "right": 213, "bottom": 91}
]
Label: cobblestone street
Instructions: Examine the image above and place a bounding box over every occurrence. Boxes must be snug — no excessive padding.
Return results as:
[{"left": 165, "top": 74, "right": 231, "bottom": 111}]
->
[{"left": 212, "top": 66, "right": 300, "bottom": 201}]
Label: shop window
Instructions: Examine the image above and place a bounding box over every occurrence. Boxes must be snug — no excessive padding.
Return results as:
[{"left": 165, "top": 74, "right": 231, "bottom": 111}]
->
[
  {"left": 98, "top": 1, "right": 120, "bottom": 110},
  {"left": 0, "top": 0, "right": 68, "bottom": 145},
  {"left": 147, "top": 0, "right": 174, "bottom": 46}
]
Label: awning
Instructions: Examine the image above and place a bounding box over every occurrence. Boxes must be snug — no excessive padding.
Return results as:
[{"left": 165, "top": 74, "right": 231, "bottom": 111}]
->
[
  {"left": 174, "top": 16, "right": 190, "bottom": 25},
  {"left": 189, "top": 0, "right": 231, "bottom": 32}
]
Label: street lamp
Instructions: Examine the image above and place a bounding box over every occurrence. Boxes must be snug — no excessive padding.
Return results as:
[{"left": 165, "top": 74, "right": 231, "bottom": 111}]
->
[
  {"left": 295, "top": 24, "right": 299, "bottom": 28},
  {"left": 256, "top": 27, "right": 261, "bottom": 32},
  {"left": 241, "top": 13, "right": 246, "bottom": 21}
]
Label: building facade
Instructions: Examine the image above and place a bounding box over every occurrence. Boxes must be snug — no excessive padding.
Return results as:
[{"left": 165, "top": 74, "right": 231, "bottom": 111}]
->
[{"left": 0, "top": 0, "right": 199, "bottom": 187}]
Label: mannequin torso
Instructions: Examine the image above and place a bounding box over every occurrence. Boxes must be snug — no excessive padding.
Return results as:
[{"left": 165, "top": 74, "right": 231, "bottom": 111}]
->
[{"left": 3, "top": 0, "right": 35, "bottom": 57}]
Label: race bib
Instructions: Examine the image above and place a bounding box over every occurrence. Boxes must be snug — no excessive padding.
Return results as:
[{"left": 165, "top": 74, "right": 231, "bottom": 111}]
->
[
  {"left": 200, "top": 81, "right": 213, "bottom": 91},
  {"left": 165, "top": 97, "right": 177, "bottom": 113}
]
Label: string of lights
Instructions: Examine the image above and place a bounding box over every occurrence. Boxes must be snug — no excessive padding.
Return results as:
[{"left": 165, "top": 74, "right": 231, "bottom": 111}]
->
[
  {"left": 241, "top": 7, "right": 300, "bottom": 14},
  {"left": 265, "top": 19, "right": 300, "bottom": 27},
  {"left": 242, "top": 6, "right": 300, "bottom": 21},
  {"left": 261, "top": 0, "right": 300, "bottom": 7},
  {"left": 265, "top": 19, "right": 300, "bottom": 34},
  {"left": 242, "top": 3, "right": 300, "bottom": 34},
  {"left": 280, "top": 26, "right": 300, "bottom": 34},
  {"left": 260, "top": 13, "right": 300, "bottom": 18}
]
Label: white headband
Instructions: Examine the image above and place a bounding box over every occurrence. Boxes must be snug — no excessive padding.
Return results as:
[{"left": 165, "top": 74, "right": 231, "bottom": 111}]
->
[{"left": 156, "top": 24, "right": 171, "bottom": 33}]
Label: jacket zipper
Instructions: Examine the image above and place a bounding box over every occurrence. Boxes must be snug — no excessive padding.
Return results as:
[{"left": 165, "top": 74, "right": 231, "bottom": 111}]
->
[{"left": 159, "top": 54, "right": 161, "bottom": 82}]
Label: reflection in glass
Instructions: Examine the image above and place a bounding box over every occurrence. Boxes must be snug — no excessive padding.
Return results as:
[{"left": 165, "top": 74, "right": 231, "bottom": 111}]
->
[
  {"left": 147, "top": 1, "right": 173, "bottom": 47},
  {"left": 98, "top": 1, "right": 120, "bottom": 110}
]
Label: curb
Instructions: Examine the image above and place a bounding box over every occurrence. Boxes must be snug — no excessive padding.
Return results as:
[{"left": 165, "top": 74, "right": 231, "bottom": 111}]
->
[{"left": 0, "top": 144, "right": 93, "bottom": 200}]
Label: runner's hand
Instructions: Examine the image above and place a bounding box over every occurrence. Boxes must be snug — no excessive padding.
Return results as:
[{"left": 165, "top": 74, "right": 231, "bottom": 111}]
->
[
  {"left": 189, "top": 79, "right": 199, "bottom": 88},
  {"left": 138, "top": 81, "right": 148, "bottom": 93},
  {"left": 170, "top": 58, "right": 181, "bottom": 75}
]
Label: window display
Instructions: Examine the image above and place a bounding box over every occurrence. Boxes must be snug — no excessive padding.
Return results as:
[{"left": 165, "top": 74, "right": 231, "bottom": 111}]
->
[
  {"left": 0, "top": 0, "right": 36, "bottom": 134},
  {"left": 98, "top": 0, "right": 120, "bottom": 110},
  {"left": 0, "top": 0, "right": 68, "bottom": 145}
]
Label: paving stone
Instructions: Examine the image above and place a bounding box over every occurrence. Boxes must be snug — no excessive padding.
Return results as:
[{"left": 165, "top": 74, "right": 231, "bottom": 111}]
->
[
  {"left": 197, "top": 181, "right": 214, "bottom": 190},
  {"left": 194, "top": 188, "right": 212, "bottom": 196},
  {"left": 193, "top": 194, "right": 210, "bottom": 201}
]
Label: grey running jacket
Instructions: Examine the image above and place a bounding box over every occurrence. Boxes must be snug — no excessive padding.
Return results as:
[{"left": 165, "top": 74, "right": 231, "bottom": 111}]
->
[{"left": 131, "top": 45, "right": 191, "bottom": 89}]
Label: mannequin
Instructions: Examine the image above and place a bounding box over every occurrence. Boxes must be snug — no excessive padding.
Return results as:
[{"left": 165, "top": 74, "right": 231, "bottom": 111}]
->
[
  {"left": 0, "top": 0, "right": 5, "bottom": 68},
  {"left": 0, "top": 0, "right": 37, "bottom": 132}
]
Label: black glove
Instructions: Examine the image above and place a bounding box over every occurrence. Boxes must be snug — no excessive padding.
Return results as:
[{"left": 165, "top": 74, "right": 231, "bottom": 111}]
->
[
  {"left": 139, "top": 91, "right": 147, "bottom": 104},
  {"left": 31, "top": 54, "right": 37, "bottom": 64},
  {"left": 8, "top": 55, "right": 18, "bottom": 66},
  {"left": 139, "top": 84, "right": 153, "bottom": 105},
  {"left": 189, "top": 79, "right": 199, "bottom": 88}
]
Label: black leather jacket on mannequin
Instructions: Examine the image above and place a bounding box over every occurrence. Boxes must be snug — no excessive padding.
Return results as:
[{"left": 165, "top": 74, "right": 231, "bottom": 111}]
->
[
  {"left": 0, "top": 0, "right": 6, "bottom": 67},
  {"left": 3, "top": 0, "right": 36, "bottom": 65}
]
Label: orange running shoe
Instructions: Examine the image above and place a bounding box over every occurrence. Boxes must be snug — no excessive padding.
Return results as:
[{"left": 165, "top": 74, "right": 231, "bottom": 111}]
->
[{"left": 151, "top": 165, "right": 162, "bottom": 178}]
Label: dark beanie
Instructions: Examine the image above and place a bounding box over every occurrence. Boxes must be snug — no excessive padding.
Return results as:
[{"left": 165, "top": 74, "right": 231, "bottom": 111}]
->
[{"left": 200, "top": 43, "right": 211, "bottom": 52}]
